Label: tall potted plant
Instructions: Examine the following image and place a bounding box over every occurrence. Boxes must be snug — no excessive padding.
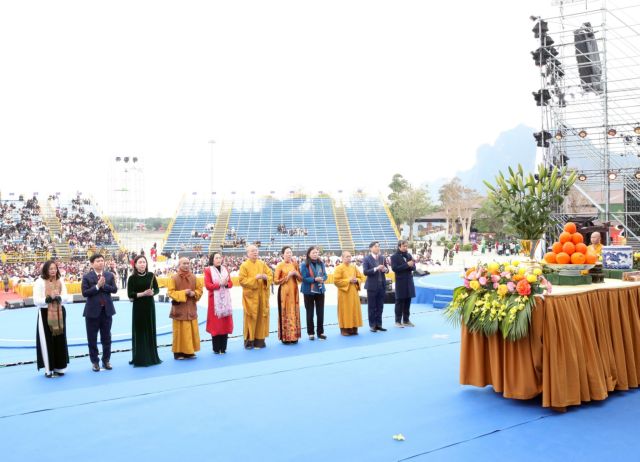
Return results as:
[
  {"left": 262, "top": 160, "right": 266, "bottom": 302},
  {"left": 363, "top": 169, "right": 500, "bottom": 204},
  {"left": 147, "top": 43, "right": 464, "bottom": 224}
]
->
[{"left": 484, "top": 164, "right": 577, "bottom": 259}]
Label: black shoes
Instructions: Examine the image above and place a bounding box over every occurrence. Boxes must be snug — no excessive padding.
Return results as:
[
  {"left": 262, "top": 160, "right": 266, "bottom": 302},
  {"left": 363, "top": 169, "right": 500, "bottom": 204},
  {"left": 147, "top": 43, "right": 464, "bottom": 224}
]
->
[
  {"left": 376, "top": 326, "right": 387, "bottom": 332},
  {"left": 92, "top": 363, "right": 100, "bottom": 372},
  {"left": 318, "top": 334, "right": 327, "bottom": 340},
  {"left": 103, "top": 361, "right": 112, "bottom": 370}
]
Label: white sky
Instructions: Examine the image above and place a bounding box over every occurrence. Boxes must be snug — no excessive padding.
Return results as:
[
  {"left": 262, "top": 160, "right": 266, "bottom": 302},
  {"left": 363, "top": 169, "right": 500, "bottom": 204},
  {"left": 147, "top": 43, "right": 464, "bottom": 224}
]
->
[{"left": 0, "top": 0, "right": 556, "bottom": 216}]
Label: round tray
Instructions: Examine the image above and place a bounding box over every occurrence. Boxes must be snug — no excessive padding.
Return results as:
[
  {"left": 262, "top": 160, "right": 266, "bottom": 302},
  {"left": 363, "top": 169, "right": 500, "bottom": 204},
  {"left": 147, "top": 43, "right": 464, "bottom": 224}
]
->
[{"left": 546, "top": 263, "right": 595, "bottom": 276}]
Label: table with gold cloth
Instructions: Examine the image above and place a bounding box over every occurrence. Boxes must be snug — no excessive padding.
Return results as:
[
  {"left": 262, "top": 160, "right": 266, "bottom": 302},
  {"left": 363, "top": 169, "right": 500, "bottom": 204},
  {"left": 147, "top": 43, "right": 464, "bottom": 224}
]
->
[{"left": 460, "top": 279, "right": 640, "bottom": 410}]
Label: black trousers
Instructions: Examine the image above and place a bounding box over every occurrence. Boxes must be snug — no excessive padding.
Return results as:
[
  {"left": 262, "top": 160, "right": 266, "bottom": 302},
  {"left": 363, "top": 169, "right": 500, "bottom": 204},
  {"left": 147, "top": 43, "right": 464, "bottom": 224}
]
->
[
  {"left": 85, "top": 308, "right": 113, "bottom": 364},
  {"left": 212, "top": 334, "right": 228, "bottom": 353},
  {"left": 395, "top": 298, "right": 412, "bottom": 323},
  {"left": 303, "top": 293, "right": 325, "bottom": 335},
  {"left": 367, "top": 288, "right": 385, "bottom": 328}
]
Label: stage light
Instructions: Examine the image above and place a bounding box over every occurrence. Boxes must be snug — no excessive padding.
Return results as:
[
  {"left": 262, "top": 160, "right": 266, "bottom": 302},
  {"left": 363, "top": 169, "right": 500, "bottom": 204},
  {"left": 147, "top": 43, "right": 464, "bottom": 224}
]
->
[
  {"left": 607, "top": 128, "right": 617, "bottom": 136},
  {"left": 578, "top": 173, "right": 587, "bottom": 181},
  {"left": 635, "top": 126, "right": 640, "bottom": 134},
  {"left": 635, "top": 170, "right": 640, "bottom": 180},
  {"left": 124, "top": 156, "right": 130, "bottom": 163},
  {"left": 555, "top": 131, "right": 563, "bottom": 140},
  {"left": 533, "top": 130, "right": 551, "bottom": 147},
  {"left": 132, "top": 157, "right": 138, "bottom": 163},
  {"left": 578, "top": 130, "right": 588, "bottom": 138},
  {"left": 637, "top": 136, "right": 640, "bottom": 146},
  {"left": 624, "top": 135, "right": 633, "bottom": 144},
  {"left": 532, "top": 89, "right": 551, "bottom": 106},
  {"left": 608, "top": 171, "right": 617, "bottom": 180},
  {"left": 115, "top": 156, "right": 121, "bottom": 162}
]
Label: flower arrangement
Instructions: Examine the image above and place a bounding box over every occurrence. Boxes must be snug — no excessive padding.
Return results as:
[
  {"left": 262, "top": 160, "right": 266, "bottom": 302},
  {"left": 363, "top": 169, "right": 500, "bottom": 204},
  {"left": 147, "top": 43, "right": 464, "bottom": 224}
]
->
[
  {"left": 443, "top": 261, "right": 552, "bottom": 341},
  {"left": 634, "top": 252, "right": 640, "bottom": 269}
]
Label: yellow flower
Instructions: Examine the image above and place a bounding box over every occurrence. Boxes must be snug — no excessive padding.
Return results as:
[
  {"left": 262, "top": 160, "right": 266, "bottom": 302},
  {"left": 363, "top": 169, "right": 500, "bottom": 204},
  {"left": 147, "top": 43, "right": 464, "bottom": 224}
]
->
[
  {"left": 518, "top": 267, "right": 527, "bottom": 275},
  {"left": 469, "top": 280, "right": 480, "bottom": 290},
  {"left": 533, "top": 268, "right": 542, "bottom": 276},
  {"left": 504, "top": 265, "right": 512, "bottom": 273},
  {"left": 487, "top": 262, "right": 500, "bottom": 273},
  {"left": 526, "top": 274, "right": 537, "bottom": 283},
  {"left": 497, "top": 284, "right": 508, "bottom": 297},
  {"left": 511, "top": 260, "right": 520, "bottom": 266}
]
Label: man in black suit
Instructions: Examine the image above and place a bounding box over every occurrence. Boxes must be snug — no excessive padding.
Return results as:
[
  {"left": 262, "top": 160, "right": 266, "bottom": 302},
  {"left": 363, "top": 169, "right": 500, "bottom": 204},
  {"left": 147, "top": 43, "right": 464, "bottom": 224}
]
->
[
  {"left": 390, "top": 240, "right": 416, "bottom": 328},
  {"left": 81, "top": 254, "right": 117, "bottom": 372},
  {"left": 363, "top": 241, "right": 389, "bottom": 332}
]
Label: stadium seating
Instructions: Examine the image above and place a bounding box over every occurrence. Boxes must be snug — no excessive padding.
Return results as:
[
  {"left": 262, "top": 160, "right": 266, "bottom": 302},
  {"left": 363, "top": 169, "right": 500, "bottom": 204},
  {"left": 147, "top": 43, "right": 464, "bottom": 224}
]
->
[{"left": 163, "top": 194, "right": 399, "bottom": 255}]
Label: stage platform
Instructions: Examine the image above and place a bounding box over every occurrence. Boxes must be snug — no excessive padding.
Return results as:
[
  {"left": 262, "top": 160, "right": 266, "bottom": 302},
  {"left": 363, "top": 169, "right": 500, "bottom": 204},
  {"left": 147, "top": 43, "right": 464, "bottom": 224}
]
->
[
  {"left": 1, "top": 297, "right": 639, "bottom": 461},
  {"left": 414, "top": 273, "right": 459, "bottom": 308}
]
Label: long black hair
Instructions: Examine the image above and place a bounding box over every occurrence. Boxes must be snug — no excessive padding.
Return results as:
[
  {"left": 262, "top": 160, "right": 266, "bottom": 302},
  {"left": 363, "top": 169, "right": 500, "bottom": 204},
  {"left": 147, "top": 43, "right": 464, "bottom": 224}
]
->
[
  {"left": 306, "top": 246, "right": 319, "bottom": 261},
  {"left": 41, "top": 260, "right": 61, "bottom": 280},
  {"left": 208, "top": 252, "right": 223, "bottom": 266}
]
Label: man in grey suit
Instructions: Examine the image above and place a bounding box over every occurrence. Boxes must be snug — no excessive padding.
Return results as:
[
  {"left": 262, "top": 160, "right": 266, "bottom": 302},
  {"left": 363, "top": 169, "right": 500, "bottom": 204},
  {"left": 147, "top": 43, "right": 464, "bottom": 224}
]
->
[{"left": 81, "top": 254, "right": 117, "bottom": 372}]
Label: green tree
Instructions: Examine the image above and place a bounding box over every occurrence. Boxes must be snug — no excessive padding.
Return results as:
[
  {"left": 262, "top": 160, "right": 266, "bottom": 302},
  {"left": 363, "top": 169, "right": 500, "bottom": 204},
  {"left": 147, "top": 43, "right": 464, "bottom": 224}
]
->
[
  {"left": 388, "top": 173, "right": 410, "bottom": 225},
  {"left": 473, "top": 197, "right": 515, "bottom": 238},
  {"left": 395, "top": 185, "right": 434, "bottom": 242}
]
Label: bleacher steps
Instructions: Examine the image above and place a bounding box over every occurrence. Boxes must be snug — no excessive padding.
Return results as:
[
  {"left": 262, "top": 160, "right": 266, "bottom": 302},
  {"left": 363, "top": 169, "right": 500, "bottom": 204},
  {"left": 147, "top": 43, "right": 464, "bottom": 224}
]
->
[
  {"left": 333, "top": 200, "right": 355, "bottom": 252},
  {"left": 43, "top": 200, "right": 71, "bottom": 260},
  {"left": 209, "top": 200, "right": 233, "bottom": 253}
]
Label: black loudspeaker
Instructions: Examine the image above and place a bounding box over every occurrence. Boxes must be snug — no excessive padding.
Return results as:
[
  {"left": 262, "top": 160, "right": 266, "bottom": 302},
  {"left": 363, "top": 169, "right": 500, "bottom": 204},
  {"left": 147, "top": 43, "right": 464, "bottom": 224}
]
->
[
  {"left": 359, "top": 292, "right": 397, "bottom": 304},
  {"left": 574, "top": 22, "right": 603, "bottom": 94},
  {"left": 112, "top": 296, "right": 120, "bottom": 302},
  {"left": 23, "top": 298, "right": 35, "bottom": 307},
  {"left": 5, "top": 300, "right": 24, "bottom": 309},
  {"left": 73, "top": 294, "right": 87, "bottom": 303}
]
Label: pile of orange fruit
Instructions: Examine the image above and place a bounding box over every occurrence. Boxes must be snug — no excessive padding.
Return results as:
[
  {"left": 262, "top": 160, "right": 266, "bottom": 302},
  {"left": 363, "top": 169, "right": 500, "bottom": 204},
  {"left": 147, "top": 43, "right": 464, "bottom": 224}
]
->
[{"left": 544, "top": 222, "right": 598, "bottom": 265}]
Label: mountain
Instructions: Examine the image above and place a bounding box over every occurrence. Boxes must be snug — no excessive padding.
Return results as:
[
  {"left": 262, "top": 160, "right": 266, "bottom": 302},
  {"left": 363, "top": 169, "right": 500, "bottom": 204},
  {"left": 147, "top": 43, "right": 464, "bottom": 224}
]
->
[{"left": 428, "top": 124, "right": 537, "bottom": 199}]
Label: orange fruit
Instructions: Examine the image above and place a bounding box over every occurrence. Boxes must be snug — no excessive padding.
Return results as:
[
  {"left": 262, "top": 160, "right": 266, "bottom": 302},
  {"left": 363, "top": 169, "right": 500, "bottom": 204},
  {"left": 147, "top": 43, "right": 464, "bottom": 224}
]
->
[
  {"left": 564, "top": 222, "right": 577, "bottom": 234},
  {"left": 571, "top": 233, "right": 584, "bottom": 244},
  {"left": 559, "top": 231, "right": 572, "bottom": 243},
  {"left": 544, "top": 252, "right": 557, "bottom": 263},
  {"left": 556, "top": 252, "right": 571, "bottom": 264},
  {"left": 571, "top": 252, "right": 586, "bottom": 264},
  {"left": 562, "top": 241, "right": 576, "bottom": 255},
  {"left": 575, "top": 243, "right": 588, "bottom": 254},
  {"left": 585, "top": 252, "right": 597, "bottom": 264},
  {"left": 552, "top": 242, "right": 563, "bottom": 254}
]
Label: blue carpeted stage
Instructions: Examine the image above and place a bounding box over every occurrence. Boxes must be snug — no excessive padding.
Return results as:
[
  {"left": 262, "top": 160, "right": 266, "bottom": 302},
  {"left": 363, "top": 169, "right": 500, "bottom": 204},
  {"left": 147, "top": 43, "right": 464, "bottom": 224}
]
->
[
  {"left": 414, "top": 273, "right": 459, "bottom": 308},
  {"left": 1, "top": 295, "right": 638, "bottom": 461}
]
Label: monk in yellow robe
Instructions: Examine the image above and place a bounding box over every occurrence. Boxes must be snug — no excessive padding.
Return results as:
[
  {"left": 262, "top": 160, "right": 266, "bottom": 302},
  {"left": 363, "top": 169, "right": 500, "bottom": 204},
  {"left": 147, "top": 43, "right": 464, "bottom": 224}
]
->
[
  {"left": 239, "top": 245, "right": 273, "bottom": 349},
  {"left": 333, "top": 250, "right": 366, "bottom": 336},
  {"left": 167, "top": 257, "right": 203, "bottom": 359},
  {"left": 588, "top": 231, "right": 603, "bottom": 256}
]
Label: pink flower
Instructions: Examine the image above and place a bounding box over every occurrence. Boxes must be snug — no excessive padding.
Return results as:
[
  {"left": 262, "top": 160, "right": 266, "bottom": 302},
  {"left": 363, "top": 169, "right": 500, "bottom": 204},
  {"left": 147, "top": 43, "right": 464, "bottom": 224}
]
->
[
  {"left": 507, "top": 281, "right": 516, "bottom": 293},
  {"left": 468, "top": 271, "right": 477, "bottom": 280},
  {"left": 491, "top": 274, "right": 500, "bottom": 283},
  {"left": 464, "top": 279, "right": 470, "bottom": 289},
  {"left": 541, "top": 276, "right": 552, "bottom": 294},
  {"left": 479, "top": 277, "right": 487, "bottom": 286},
  {"left": 493, "top": 282, "right": 499, "bottom": 289}
]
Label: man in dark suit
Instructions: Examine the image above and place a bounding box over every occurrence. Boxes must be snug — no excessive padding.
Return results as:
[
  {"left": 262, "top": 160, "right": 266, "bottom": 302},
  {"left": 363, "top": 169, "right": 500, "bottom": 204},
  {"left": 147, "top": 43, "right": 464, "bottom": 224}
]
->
[
  {"left": 390, "top": 240, "right": 416, "bottom": 327},
  {"left": 363, "top": 241, "right": 389, "bottom": 332},
  {"left": 82, "top": 254, "right": 117, "bottom": 372}
]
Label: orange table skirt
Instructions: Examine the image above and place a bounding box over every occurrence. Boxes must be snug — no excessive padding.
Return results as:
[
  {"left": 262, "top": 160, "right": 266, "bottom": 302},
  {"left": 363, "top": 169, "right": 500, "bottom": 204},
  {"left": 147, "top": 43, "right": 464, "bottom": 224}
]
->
[{"left": 460, "top": 284, "right": 640, "bottom": 409}]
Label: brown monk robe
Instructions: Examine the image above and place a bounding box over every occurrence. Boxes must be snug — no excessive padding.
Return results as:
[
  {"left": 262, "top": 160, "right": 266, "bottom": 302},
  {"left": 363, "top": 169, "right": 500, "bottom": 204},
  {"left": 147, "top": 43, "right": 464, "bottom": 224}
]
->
[{"left": 167, "top": 257, "right": 203, "bottom": 359}]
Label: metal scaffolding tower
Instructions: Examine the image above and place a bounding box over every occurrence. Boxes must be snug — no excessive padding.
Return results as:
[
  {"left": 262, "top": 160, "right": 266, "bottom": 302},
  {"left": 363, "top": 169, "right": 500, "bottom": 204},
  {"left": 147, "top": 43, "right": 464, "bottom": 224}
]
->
[
  {"left": 107, "top": 155, "right": 145, "bottom": 252},
  {"left": 533, "top": 0, "right": 640, "bottom": 245}
]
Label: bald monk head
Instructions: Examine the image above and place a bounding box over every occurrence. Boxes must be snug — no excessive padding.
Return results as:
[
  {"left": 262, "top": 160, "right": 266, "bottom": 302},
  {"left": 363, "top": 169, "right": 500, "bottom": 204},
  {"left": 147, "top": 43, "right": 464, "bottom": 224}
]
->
[
  {"left": 590, "top": 232, "right": 601, "bottom": 246},
  {"left": 342, "top": 250, "right": 352, "bottom": 265},
  {"left": 178, "top": 257, "right": 191, "bottom": 272},
  {"left": 246, "top": 245, "right": 258, "bottom": 261}
]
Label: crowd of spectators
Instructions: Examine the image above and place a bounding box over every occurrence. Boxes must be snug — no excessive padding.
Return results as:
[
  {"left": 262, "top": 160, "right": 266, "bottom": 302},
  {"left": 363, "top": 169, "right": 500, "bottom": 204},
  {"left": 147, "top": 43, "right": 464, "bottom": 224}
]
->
[
  {"left": 0, "top": 197, "right": 54, "bottom": 255},
  {"left": 276, "top": 224, "right": 308, "bottom": 236},
  {"left": 57, "top": 195, "right": 117, "bottom": 253}
]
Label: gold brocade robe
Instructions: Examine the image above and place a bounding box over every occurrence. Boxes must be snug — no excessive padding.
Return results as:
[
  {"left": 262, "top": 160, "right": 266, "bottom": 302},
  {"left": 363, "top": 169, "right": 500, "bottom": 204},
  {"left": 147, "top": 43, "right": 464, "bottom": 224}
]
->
[
  {"left": 333, "top": 263, "right": 366, "bottom": 328},
  {"left": 274, "top": 261, "right": 302, "bottom": 341},
  {"left": 239, "top": 259, "right": 273, "bottom": 340}
]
